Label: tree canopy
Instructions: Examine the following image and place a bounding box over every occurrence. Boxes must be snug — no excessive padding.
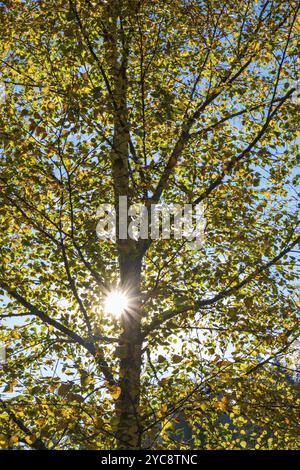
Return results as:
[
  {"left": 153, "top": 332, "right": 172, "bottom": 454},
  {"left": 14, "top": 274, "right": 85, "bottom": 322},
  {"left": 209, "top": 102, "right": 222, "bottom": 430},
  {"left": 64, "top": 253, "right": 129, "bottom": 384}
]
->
[{"left": 0, "top": 0, "right": 300, "bottom": 450}]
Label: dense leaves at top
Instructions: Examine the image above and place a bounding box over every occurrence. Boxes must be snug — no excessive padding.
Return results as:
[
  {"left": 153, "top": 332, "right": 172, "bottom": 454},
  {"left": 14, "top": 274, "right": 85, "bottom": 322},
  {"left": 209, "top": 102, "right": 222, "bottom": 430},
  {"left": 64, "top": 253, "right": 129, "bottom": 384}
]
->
[{"left": 0, "top": 0, "right": 300, "bottom": 449}]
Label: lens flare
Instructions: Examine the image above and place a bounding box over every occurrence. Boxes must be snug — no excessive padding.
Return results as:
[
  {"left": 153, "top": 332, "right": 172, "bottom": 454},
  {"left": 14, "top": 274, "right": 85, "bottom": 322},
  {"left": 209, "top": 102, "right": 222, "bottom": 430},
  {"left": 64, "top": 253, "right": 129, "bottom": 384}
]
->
[{"left": 104, "top": 290, "right": 129, "bottom": 317}]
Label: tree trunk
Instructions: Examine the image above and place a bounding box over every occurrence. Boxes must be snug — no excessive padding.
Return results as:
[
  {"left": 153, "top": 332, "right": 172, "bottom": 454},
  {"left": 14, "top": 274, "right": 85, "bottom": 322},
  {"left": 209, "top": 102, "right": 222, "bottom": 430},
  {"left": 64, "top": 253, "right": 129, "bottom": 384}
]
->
[
  {"left": 115, "top": 252, "right": 143, "bottom": 449},
  {"left": 103, "top": 0, "right": 144, "bottom": 448}
]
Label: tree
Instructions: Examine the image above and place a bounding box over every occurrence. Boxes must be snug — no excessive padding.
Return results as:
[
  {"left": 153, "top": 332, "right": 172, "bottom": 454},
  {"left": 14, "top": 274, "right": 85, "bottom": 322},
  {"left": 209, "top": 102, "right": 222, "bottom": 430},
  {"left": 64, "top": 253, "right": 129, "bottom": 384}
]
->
[{"left": 0, "top": 0, "right": 300, "bottom": 450}]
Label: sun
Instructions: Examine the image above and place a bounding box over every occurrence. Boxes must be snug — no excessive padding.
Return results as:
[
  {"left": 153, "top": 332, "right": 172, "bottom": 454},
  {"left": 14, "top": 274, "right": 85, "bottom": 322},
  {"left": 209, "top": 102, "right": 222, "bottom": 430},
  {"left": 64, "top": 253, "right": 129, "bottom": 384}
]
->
[{"left": 104, "top": 290, "right": 129, "bottom": 318}]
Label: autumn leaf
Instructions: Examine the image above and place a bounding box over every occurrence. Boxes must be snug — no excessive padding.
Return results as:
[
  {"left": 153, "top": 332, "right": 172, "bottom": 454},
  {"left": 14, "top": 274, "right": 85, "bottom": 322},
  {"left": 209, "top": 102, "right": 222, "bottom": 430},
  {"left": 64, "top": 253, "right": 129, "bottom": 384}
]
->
[{"left": 109, "top": 386, "right": 122, "bottom": 401}]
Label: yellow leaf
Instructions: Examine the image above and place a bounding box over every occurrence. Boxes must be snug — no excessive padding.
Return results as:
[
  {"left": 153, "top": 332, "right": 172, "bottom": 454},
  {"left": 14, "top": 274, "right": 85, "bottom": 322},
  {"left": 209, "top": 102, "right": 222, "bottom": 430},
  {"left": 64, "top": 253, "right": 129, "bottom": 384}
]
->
[
  {"left": 4, "top": 381, "right": 15, "bottom": 393},
  {"left": 11, "top": 329, "right": 21, "bottom": 339},
  {"left": 49, "top": 383, "right": 59, "bottom": 393},
  {"left": 216, "top": 395, "right": 230, "bottom": 411},
  {"left": 200, "top": 403, "right": 208, "bottom": 411},
  {"left": 240, "top": 441, "right": 247, "bottom": 449},
  {"left": 232, "top": 405, "right": 240, "bottom": 415},
  {"left": 268, "top": 438, "right": 273, "bottom": 447},
  {"left": 0, "top": 434, "right": 9, "bottom": 449},
  {"left": 9, "top": 436, "right": 19, "bottom": 445},
  {"left": 80, "top": 371, "right": 94, "bottom": 388},
  {"left": 25, "top": 435, "right": 36, "bottom": 445},
  {"left": 161, "top": 419, "right": 173, "bottom": 439},
  {"left": 161, "top": 404, "right": 168, "bottom": 414},
  {"left": 109, "top": 385, "right": 121, "bottom": 400}
]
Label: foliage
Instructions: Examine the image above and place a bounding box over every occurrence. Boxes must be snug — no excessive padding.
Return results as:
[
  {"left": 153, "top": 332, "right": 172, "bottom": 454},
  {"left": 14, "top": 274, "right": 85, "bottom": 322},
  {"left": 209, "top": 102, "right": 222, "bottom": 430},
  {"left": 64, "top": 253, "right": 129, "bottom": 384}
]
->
[{"left": 0, "top": 0, "right": 300, "bottom": 449}]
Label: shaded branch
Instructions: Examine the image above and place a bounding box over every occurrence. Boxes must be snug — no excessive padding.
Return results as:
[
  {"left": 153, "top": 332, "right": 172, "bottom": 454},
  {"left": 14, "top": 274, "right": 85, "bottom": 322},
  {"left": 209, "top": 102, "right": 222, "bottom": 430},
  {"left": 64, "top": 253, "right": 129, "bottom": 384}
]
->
[
  {"left": 0, "top": 399, "right": 48, "bottom": 450},
  {"left": 0, "top": 282, "right": 116, "bottom": 385},
  {"left": 143, "top": 234, "right": 300, "bottom": 336}
]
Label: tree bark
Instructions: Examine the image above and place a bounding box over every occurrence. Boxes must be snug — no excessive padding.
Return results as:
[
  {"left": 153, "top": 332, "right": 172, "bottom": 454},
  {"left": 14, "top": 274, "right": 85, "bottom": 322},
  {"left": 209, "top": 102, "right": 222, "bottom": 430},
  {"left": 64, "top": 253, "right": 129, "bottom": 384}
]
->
[
  {"left": 102, "top": 0, "right": 144, "bottom": 448},
  {"left": 115, "top": 252, "right": 143, "bottom": 449}
]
